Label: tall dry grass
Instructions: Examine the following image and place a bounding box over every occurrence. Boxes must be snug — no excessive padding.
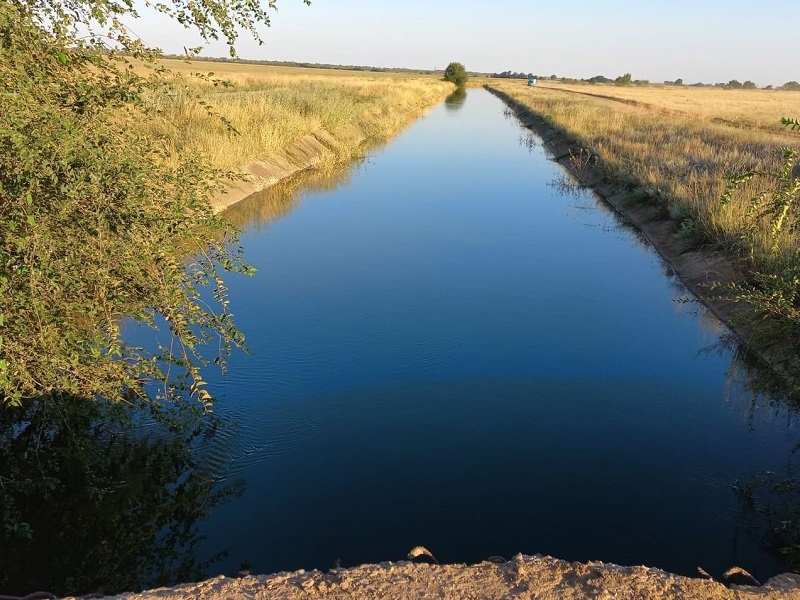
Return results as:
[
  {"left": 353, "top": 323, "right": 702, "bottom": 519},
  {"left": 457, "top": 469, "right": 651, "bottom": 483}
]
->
[
  {"left": 541, "top": 82, "right": 800, "bottom": 132},
  {"left": 144, "top": 60, "right": 452, "bottom": 172},
  {"left": 487, "top": 81, "right": 800, "bottom": 275}
]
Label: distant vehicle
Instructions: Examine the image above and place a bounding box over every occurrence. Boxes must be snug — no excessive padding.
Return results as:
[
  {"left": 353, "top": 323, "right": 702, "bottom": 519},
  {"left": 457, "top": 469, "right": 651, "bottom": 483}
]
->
[{"left": 528, "top": 77, "right": 537, "bottom": 86}]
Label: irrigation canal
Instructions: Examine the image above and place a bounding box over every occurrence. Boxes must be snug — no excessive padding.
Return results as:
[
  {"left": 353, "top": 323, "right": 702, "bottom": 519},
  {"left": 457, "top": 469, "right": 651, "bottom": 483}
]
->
[{"left": 143, "top": 89, "right": 798, "bottom": 587}]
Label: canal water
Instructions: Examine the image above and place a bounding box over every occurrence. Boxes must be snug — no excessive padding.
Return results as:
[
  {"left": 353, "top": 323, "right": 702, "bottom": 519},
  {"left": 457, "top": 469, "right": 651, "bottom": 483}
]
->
[
  {"left": 7, "top": 87, "right": 789, "bottom": 597},
  {"left": 177, "top": 88, "right": 799, "bottom": 581}
]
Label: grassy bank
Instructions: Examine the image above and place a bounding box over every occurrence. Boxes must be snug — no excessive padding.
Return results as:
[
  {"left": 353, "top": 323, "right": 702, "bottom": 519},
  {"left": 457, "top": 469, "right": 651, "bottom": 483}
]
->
[
  {"left": 486, "top": 80, "right": 800, "bottom": 380},
  {"left": 485, "top": 81, "right": 800, "bottom": 271},
  {"left": 145, "top": 60, "right": 453, "bottom": 175}
]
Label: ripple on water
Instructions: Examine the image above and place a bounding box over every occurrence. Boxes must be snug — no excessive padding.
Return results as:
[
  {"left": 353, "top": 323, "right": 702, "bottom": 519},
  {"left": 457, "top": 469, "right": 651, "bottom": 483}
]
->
[{"left": 197, "top": 400, "right": 343, "bottom": 483}]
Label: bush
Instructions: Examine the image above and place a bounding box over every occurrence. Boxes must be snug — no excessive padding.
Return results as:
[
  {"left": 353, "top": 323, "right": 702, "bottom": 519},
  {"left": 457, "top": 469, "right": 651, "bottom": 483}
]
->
[
  {"left": 0, "top": 1, "right": 273, "bottom": 408},
  {"left": 444, "top": 62, "right": 468, "bottom": 87},
  {"left": 614, "top": 73, "right": 632, "bottom": 86}
]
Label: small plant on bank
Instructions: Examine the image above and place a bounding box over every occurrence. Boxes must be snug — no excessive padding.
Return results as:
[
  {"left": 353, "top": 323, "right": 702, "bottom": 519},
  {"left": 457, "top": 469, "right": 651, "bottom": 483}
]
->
[
  {"left": 444, "top": 62, "right": 468, "bottom": 87},
  {"left": 712, "top": 117, "right": 800, "bottom": 373}
]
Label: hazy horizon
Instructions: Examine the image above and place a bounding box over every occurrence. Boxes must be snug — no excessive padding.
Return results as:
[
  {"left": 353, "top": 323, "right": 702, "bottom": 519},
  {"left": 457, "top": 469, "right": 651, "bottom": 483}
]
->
[{"left": 134, "top": 0, "right": 797, "bottom": 87}]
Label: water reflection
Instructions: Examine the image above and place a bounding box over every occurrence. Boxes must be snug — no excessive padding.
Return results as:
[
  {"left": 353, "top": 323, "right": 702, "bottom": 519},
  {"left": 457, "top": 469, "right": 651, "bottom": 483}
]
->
[
  {"left": 224, "top": 161, "right": 362, "bottom": 230},
  {"left": 545, "top": 170, "right": 800, "bottom": 572},
  {"left": 0, "top": 397, "right": 241, "bottom": 597},
  {"left": 703, "top": 335, "right": 800, "bottom": 572},
  {"left": 547, "top": 173, "right": 586, "bottom": 198},
  {"left": 520, "top": 132, "right": 540, "bottom": 152},
  {"left": 444, "top": 87, "right": 467, "bottom": 111},
  {"left": 734, "top": 461, "right": 800, "bottom": 573}
]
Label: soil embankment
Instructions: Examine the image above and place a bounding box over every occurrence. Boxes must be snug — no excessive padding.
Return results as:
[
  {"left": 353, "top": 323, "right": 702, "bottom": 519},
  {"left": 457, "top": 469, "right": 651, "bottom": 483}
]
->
[{"left": 72, "top": 554, "right": 800, "bottom": 599}]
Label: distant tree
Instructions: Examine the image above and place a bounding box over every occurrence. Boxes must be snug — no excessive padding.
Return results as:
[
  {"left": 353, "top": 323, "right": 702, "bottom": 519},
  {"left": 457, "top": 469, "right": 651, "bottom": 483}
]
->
[
  {"left": 444, "top": 62, "right": 468, "bottom": 87},
  {"left": 586, "top": 75, "right": 612, "bottom": 84},
  {"left": 743, "top": 80, "right": 757, "bottom": 89},
  {"left": 782, "top": 81, "right": 800, "bottom": 91},
  {"left": 726, "top": 79, "right": 743, "bottom": 89},
  {"left": 491, "top": 70, "right": 526, "bottom": 79},
  {"left": 633, "top": 79, "right": 650, "bottom": 86},
  {"left": 614, "top": 73, "right": 632, "bottom": 86},
  {"left": 675, "top": 78, "right": 684, "bottom": 85}
]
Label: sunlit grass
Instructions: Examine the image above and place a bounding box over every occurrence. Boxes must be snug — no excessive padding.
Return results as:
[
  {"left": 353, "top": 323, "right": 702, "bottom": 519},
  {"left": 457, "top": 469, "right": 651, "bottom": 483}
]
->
[
  {"left": 143, "top": 59, "right": 453, "bottom": 172},
  {"left": 487, "top": 80, "right": 800, "bottom": 275},
  {"left": 542, "top": 81, "right": 800, "bottom": 132}
]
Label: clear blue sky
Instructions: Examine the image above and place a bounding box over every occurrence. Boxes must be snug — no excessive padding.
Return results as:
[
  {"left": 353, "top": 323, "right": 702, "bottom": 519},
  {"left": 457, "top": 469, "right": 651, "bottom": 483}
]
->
[{"left": 134, "top": 0, "right": 798, "bottom": 86}]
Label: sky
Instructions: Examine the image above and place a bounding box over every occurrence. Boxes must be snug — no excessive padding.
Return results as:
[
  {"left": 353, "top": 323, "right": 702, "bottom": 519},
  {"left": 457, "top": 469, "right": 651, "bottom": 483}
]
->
[{"left": 133, "top": 0, "right": 798, "bottom": 86}]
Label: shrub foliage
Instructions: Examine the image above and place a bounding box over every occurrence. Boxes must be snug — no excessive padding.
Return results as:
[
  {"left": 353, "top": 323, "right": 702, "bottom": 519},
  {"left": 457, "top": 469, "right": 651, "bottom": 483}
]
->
[
  {"left": 0, "top": 1, "right": 303, "bottom": 408},
  {"left": 444, "top": 61, "right": 468, "bottom": 87}
]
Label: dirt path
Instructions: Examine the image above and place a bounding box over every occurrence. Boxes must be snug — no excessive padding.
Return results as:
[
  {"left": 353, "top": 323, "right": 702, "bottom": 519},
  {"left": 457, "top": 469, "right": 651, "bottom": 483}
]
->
[{"left": 74, "top": 555, "right": 799, "bottom": 600}]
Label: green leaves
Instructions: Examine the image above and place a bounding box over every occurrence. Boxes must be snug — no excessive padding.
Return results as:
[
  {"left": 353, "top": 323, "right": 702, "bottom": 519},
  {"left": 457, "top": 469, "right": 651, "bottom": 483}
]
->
[
  {"left": 1, "top": 2, "right": 255, "bottom": 409},
  {"left": 715, "top": 118, "right": 800, "bottom": 377},
  {"left": 721, "top": 145, "right": 800, "bottom": 251},
  {"left": 615, "top": 73, "right": 633, "bottom": 86},
  {"left": 443, "top": 62, "right": 468, "bottom": 87},
  {"left": 781, "top": 117, "right": 800, "bottom": 131}
]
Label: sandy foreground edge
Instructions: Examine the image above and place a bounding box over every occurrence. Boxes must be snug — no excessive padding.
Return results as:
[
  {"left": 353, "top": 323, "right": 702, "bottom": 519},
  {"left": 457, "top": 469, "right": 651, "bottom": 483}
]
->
[{"left": 69, "top": 554, "right": 800, "bottom": 600}]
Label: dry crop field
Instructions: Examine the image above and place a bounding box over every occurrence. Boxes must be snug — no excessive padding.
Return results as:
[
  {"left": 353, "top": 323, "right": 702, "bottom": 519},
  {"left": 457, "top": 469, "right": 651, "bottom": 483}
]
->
[
  {"left": 142, "top": 59, "right": 452, "bottom": 172},
  {"left": 540, "top": 81, "right": 800, "bottom": 131}
]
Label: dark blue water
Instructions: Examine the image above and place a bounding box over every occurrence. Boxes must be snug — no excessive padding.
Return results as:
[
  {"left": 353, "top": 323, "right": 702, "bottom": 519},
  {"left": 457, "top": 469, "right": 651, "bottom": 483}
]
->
[{"left": 178, "top": 90, "right": 797, "bottom": 579}]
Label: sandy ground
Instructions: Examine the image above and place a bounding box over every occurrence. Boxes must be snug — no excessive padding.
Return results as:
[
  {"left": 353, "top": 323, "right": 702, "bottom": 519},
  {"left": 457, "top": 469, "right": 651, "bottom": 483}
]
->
[{"left": 76, "top": 555, "right": 799, "bottom": 600}]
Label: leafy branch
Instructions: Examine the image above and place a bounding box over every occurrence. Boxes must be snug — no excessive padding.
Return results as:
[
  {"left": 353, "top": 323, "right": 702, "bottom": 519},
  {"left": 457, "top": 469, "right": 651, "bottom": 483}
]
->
[
  {"left": 0, "top": 1, "right": 308, "bottom": 408},
  {"left": 713, "top": 118, "right": 800, "bottom": 370}
]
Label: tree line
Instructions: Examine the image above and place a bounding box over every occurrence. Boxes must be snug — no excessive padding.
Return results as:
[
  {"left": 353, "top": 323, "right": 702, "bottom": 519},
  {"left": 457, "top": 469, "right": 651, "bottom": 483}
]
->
[{"left": 504, "top": 71, "right": 800, "bottom": 90}]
